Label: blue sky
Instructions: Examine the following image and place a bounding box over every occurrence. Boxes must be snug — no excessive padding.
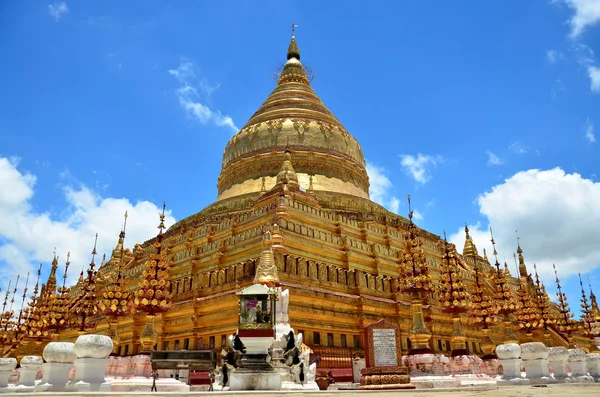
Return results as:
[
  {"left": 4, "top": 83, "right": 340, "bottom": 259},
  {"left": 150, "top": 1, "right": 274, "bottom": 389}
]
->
[{"left": 1, "top": 1, "right": 599, "bottom": 318}]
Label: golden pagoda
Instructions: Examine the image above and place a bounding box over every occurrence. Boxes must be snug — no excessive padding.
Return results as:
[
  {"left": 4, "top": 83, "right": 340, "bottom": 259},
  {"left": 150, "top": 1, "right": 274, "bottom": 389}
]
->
[{"left": 6, "top": 29, "right": 595, "bottom": 362}]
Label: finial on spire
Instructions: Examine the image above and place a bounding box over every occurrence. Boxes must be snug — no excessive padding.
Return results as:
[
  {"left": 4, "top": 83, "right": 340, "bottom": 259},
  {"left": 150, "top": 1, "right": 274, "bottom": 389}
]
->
[
  {"left": 516, "top": 230, "right": 523, "bottom": 253},
  {"left": 158, "top": 202, "right": 166, "bottom": 233},
  {"left": 287, "top": 26, "right": 300, "bottom": 60},
  {"left": 120, "top": 211, "right": 128, "bottom": 239},
  {"left": 91, "top": 233, "right": 98, "bottom": 263},
  {"left": 489, "top": 227, "right": 501, "bottom": 270},
  {"left": 407, "top": 195, "right": 413, "bottom": 222}
]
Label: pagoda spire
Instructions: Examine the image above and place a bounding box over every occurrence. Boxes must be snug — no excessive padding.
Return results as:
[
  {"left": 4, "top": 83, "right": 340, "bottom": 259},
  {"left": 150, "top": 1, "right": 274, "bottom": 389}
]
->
[
  {"left": 470, "top": 260, "right": 499, "bottom": 358},
  {"left": 273, "top": 148, "right": 300, "bottom": 193},
  {"left": 515, "top": 231, "right": 528, "bottom": 278},
  {"left": 45, "top": 250, "right": 59, "bottom": 295},
  {"left": 108, "top": 211, "right": 129, "bottom": 265},
  {"left": 462, "top": 223, "right": 479, "bottom": 258},
  {"left": 287, "top": 25, "right": 300, "bottom": 60},
  {"left": 440, "top": 230, "right": 470, "bottom": 356},
  {"left": 579, "top": 273, "right": 600, "bottom": 351},
  {"left": 589, "top": 279, "right": 600, "bottom": 319},
  {"left": 75, "top": 233, "right": 99, "bottom": 334},
  {"left": 134, "top": 202, "right": 172, "bottom": 353},
  {"left": 254, "top": 229, "right": 280, "bottom": 286},
  {"left": 489, "top": 227, "right": 519, "bottom": 344},
  {"left": 398, "top": 195, "right": 433, "bottom": 354},
  {"left": 553, "top": 264, "right": 576, "bottom": 346}
]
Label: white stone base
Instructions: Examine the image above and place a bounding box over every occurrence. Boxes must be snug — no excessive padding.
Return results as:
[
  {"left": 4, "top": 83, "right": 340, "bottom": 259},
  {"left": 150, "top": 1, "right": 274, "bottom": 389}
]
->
[
  {"left": 499, "top": 358, "right": 523, "bottom": 380},
  {"left": 567, "top": 375, "right": 595, "bottom": 384},
  {"left": 409, "top": 375, "right": 461, "bottom": 389},
  {"left": 0, "top": 371, "right": 12, "bottom": 389},
  {"left": 34, "top": 362, "right": 73, "bottom": 392},
  {"left": 550, "top": 360, "right": 570, "bottom": 382},
  {"left": 10, "top": 385, "right": 35, "bottom": 394},
  {"left": 15, "top": 368, "right": 39, "bottom": 387},
  {"left": 523, "top": 359, "right": 550, "bottom": 379},
  {"left": 229, "top": 371, "right": 281, "bottom": 391},
  {"left": 280, "top": 380, "right": 320, "bottom": 390},
  {"left": 497, "top": 378, "right": 531, "bottom": 386},
  {"left": 110, "top": 377, "right": 190, "bottom": 392},
  {"left": 66, "top": 358, "right": 110, "bottom": 392}
]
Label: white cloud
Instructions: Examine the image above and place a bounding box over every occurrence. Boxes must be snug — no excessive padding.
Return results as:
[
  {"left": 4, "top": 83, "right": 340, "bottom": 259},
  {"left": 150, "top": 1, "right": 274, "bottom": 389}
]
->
[
  {"left": 48, "top": 2, "right": 68, "bottom": 21},
  {"left": 366, "top": 162, "right": 401, "bottom": 214},
  {"left": 0, "top": 157, "right": 176, "bottom": 289},
  {"left": 168, "top": 62, "right": 238, "bottom": 133},
  {"left": 399, "top": 154, "right": 443, "bottom": 184},
  {"left": 562, "top": 0, "right": 600, "bottom": 39},
  {"left": 449, "top": 167, "right": 600, "bottom": 280},
  {"left": 585, "top": 118, "right": 596, "bottom": 142},
  {"left": 509, "top": 141, "right": 527, "bottom": 154},
  {"left": 486, "top": 151, "right": 503, "bottom": 166},
  {"left": 546, "top": 50, "right": 565, "bottom": 64},
  {"left": 412, "top": 209, "right": 423, "bottom": 221},
  {"left": 589, "top": 65, "right": 600, "bottom": 92}
]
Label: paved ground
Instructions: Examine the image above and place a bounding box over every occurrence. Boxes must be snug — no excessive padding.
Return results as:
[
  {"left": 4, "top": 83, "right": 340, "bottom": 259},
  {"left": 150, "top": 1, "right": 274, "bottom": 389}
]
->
[{"left": 3, "top": 383, "right": 600, "bottom": 396}]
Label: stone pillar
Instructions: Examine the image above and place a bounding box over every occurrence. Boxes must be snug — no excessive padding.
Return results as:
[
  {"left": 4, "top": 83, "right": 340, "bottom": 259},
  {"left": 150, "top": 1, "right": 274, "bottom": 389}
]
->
[
  {"left": 567, "top": 348, "right": 594, "bottom": 383},
  {"left": 0, "top": 357, "right": 17, "bottom": 391},
  {"left": 548, "top": 346, "right": 570, "bottom": 382},
  {"left": 520, "top": 342, "right": 550, "bottom": 384},
  {"left": 586, "top": 353, "right": 600, "bottom": 382},
  {"left": 67, "top": 334, "right": 113, "bottom": 391},
  {"left": 16, "top": 355, "right": 43, "bottom": 391},
  {"left": 34, "top": 342, "right": 76, "bottom": 392},
  {"left": 496, "top": 343, "right": 530, "bottom": 385}
]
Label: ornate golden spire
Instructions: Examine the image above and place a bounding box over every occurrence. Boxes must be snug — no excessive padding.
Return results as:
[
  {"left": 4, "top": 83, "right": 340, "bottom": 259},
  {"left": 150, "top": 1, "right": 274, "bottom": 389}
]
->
[
  {"left": 287, "top": 30, "right": 300, "bottom": 60},
  {"left": 483, "top": 248, "right": 489, "bottom": 262},
  {"left": 462, "top": 223, "right": 479, "bottom": 257},
  {"left": 440, "top": 231, "right": 470, "bottom": 312},
  {"left": 470, "top": 261, "right": 499, "bottom": 328},
  {"left": 108, "top": 211, "right": 129, "bottom": 265},
  {"left": 398, "top": 196, "right": 433, "bottom": 294},
  {"left": 273, "top": 148, "right": 299, "bottom": 193},
  {"left": 553, "top": 264, "right": 576, "bottom": 344},
  {"left": 579, "top": 273, "right": 599, "bottom": 342},
  {"left": 134, "top": 202, "right": 172, "bottom": 315},
  {"left": 74, "top": 234, "right": 99, "bottom": 333},
  {"left": 516, "top": 231, "right": 528, "bottom": 278},
  {"left": 533, "top": 264, "right": 556, "bottom": 333},
  {"left": 489, "top": 227, "right": 519, "bottom": 343},
  {"left": 215, "top": 27, "right": 369, "bottom": 203},
  {"left": 514, "top": 275, "right": 541, "bottom": 338},
  {"left": 45, "top": 250, "right": 59, "bottom": 294},
  {"left": 46, "top": 252, "right": 72, "bottom": 334},
  {"left": 254, "top": 229, "right": 280, "bottom": 286},
  {"left": 399, "top": 196, "right": 433, "bottom": 354},
  {"left": 440, "top": 231, "right": 470, "bottom": 356}
]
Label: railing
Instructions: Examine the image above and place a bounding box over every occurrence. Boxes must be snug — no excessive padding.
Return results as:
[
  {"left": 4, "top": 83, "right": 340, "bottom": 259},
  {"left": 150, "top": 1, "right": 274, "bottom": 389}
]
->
[{"left": 307, "top": 345, "right": 353, "bottom": 369}]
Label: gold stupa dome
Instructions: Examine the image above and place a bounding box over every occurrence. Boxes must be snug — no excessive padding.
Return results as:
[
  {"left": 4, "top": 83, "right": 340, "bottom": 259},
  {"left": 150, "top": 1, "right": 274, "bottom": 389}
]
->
[{"left": 217, "top": 34, "right": 369, "bottom": 201}]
